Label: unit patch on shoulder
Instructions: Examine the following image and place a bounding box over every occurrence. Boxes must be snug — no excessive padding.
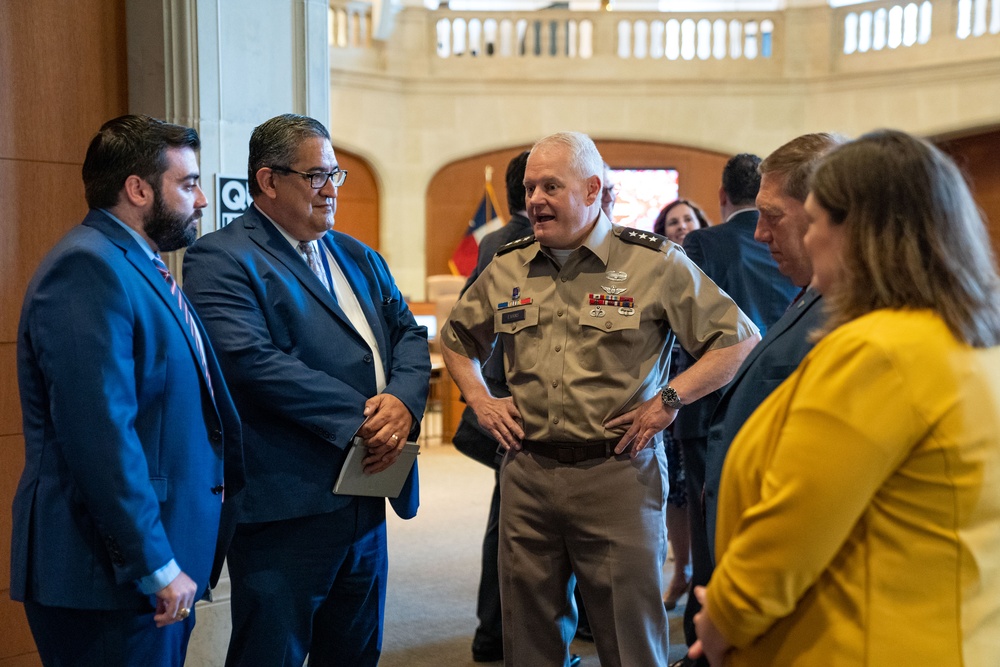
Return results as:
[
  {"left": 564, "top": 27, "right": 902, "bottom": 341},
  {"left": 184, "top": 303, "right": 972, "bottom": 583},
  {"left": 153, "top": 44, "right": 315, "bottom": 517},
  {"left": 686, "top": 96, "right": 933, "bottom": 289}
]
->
[
  {"left": 496, "top": 235, "right": 536, "bottom": 256},
  {"left": 617, "top": 227, "right": 667, "bottom": 251}
]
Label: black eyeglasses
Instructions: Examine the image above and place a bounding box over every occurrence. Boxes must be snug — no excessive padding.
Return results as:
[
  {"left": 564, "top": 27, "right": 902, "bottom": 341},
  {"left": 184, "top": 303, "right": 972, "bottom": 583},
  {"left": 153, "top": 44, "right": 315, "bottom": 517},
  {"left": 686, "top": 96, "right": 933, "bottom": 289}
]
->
[{"left": 271, "top": 167, "right": 347, "bottom": 189}]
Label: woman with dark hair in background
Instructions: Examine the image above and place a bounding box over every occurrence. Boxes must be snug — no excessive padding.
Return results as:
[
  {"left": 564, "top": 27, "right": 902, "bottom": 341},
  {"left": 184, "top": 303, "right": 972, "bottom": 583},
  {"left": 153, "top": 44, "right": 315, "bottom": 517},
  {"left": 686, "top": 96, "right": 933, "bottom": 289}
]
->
[
  {"left": 654, "top": 198, "right": 711, "bottom": 246},
  {"left": 692, "top": 129, "right": 1000, "bottom": 666}
]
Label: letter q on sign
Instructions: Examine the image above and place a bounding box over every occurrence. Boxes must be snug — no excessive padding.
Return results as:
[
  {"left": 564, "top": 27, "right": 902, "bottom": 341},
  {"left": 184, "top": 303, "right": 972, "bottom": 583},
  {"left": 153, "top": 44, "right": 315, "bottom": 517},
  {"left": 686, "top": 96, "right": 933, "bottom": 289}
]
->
[
  {"left": 222, "top": 179, "right": 248, "bottom": 210},
  {"left": 216, "top": 175, "right": 251, "bottom": 228}
]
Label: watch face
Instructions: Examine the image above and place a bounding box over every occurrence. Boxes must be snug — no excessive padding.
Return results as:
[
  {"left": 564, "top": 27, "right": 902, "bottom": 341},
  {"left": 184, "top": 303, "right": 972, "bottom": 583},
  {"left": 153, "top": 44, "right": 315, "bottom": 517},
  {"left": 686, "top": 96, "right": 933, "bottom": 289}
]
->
[{"left": 662, "top": 387, "right": 682, "bottom": 409}]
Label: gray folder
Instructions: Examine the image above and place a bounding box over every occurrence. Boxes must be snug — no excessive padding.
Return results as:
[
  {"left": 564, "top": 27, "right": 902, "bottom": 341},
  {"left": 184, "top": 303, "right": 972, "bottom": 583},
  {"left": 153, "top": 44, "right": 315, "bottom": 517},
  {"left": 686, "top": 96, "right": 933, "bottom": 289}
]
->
[{"left": 333, "top": 437, "right": 419, "bottom": 498}]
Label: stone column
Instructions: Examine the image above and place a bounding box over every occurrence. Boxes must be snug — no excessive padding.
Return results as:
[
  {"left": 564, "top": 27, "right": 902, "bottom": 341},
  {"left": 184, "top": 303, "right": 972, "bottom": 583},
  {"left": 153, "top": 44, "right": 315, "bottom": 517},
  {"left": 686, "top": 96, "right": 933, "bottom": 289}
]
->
[{"left": 124, "top": 3, "right": 330, "bottom": 662}]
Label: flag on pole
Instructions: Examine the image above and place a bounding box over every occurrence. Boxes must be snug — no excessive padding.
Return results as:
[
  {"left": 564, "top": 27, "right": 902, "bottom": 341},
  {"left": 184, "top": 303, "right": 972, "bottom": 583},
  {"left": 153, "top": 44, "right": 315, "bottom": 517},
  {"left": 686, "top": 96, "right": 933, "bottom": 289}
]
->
[{"left": 449, "top": 166, "right": 505, "bottom": 277}]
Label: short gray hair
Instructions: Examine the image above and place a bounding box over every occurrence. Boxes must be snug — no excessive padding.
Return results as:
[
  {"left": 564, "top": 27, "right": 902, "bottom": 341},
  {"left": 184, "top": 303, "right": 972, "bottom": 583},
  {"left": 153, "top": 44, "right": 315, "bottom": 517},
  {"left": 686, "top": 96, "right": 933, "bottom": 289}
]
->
[
  {"left": 248, "top": 114, "right": 331, "bottom": 197},
  {"left": 531, "top": 132, "right": 604, "bottom": 184}
]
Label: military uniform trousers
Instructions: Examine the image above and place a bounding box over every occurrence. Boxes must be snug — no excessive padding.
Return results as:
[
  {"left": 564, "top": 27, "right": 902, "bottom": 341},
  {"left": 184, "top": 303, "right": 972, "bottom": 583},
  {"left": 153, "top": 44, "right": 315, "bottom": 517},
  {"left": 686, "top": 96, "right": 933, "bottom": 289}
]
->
[{"left": 498, "top": 443, "right": 671, "bottom": 667}]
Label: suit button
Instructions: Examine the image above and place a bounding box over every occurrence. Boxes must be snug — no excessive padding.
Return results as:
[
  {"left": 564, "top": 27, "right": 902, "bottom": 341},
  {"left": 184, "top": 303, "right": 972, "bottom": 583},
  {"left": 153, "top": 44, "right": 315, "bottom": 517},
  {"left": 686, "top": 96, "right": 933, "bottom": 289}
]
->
[
  {"left": 105, "top": 536, "right": 125, "bottom": 565},
  {"left": 211, "top": 485, "right": 225, "bottom": 495},
  {"left": 210, "top": 429, "right": 222, "bottom": 443},
  {"left": 363, "top": 354, "right": 373, "bottom": 363}
]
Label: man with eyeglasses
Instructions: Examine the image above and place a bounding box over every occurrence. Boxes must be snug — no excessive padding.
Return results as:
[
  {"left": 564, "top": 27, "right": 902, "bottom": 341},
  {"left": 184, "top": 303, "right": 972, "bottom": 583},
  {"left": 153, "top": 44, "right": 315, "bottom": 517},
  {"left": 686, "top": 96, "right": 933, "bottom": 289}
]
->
[{"left": 183, "top": 113, "right": 430, "bottom": 667}]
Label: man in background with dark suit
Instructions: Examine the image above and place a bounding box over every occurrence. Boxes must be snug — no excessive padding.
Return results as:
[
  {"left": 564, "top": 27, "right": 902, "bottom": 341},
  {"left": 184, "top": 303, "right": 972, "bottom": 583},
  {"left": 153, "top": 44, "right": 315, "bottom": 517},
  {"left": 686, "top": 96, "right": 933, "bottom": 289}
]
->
[
  {"left": 673, "top": 153, "right": 798, "bottom": 663},
  {"left": 702, "top": 133, "right": 847, "bottom": 557},
  {"left": 457, "top": 151, "right": 585, "bottom": 664},
  {"left": 672, "top": 133, "right": 846, "bottom": 667},
  {"left": 12, "top": 114, "right": 244, "bottom": 667},
  {"left": 457, "top": 150, "right": 531, "bottom": 663},
  {"left": 183, "top": 114, "right": 430, "bottom": 667}
]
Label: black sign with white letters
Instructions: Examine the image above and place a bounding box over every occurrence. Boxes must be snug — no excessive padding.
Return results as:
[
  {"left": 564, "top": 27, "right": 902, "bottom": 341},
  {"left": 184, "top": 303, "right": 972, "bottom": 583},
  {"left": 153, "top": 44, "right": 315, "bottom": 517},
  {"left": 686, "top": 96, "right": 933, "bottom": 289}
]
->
[{"left": 216, "top": 175, "right": 251, "bottom": 228}]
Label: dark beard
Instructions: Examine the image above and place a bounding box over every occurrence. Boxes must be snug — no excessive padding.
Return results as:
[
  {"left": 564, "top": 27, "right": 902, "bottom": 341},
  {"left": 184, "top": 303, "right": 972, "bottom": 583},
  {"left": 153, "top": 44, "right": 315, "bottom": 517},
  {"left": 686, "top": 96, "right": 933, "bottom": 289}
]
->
[{"left": 144, "top": 186, "right": 200, "bottom": 252}]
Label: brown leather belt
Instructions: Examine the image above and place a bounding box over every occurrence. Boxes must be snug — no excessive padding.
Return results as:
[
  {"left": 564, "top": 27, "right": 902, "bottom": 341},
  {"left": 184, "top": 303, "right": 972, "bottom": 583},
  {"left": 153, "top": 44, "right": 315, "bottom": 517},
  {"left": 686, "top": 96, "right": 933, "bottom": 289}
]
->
[{"left": 520, "top": 438, "right": 623, "bottom": 464}]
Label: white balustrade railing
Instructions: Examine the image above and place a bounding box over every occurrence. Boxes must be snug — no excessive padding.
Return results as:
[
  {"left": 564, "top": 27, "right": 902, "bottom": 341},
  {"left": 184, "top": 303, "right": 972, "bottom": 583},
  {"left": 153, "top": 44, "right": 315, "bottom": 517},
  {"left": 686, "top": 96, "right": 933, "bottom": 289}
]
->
[
  {"left": 956, "top": 0, "right": 1000, "bottom": 38},
  {"left": 329, "top": 0, "right": 999, "bottom": 73},
  {"left": 836, "top": 0, "right": 1000, "bottom": 55},
  {"left": 614, "top": 17, "right": 775, "bottom": 60},
  {"left": 435, "top": 15, "right": 596, "bottom": 58},
  {"left": 838, "top": 1, "right": 933, "bottom": 54},
  {"left": 430, "top": 12, "right": 775, "bottom": 60},
  {"left": 330, "top": 1, "right": 374, "bottom": 48}
]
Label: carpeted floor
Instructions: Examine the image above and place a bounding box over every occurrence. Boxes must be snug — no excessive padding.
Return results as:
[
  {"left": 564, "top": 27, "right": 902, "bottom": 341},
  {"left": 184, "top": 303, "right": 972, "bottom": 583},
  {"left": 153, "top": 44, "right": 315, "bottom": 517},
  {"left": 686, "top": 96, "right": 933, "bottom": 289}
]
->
[{"left": 379, "top": 444, "right": 689, "bottom": 666}]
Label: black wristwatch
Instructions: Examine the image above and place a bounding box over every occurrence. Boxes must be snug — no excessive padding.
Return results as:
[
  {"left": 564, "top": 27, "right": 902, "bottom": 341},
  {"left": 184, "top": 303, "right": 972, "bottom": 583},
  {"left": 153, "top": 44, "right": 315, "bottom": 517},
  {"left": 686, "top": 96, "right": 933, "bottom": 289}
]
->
[{"left": 661, "top": 386, "right": 683, "bottom": 410}]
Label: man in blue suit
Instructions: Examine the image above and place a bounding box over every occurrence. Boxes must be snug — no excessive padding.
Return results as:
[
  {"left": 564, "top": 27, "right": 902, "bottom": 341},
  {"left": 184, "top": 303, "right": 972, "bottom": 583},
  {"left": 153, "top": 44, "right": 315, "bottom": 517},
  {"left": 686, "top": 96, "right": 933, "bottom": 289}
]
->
[
  {"left": 672, "top": 153, "right": 798, "bottom": 660},
  {"left": 703, "top": 133, "right": 847, "bottom": 558},
  {"left": 12, "top": 115, "right": 245, "bottom": 667},
  {"left": 671, "top": 134, "right": 846, "bottom": 667},
  {"left": 182, "top": 114, "right": 430, "bottom": 667}
]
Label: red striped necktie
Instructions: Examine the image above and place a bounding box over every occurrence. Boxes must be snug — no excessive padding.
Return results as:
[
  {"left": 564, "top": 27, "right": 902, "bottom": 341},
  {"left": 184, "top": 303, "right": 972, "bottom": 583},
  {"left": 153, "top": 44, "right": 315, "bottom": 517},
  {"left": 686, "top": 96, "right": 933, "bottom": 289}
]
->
[{"left": 152, "top": 254, "right": 214, "bottom": 399}]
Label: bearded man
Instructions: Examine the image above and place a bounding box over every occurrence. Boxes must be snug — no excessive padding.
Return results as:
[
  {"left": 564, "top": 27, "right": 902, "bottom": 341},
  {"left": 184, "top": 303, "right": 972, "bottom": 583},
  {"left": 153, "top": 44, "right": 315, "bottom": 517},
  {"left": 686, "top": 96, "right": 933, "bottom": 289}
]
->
[{"left": 11, "top": 114, "right": 244, "bottom": 667}]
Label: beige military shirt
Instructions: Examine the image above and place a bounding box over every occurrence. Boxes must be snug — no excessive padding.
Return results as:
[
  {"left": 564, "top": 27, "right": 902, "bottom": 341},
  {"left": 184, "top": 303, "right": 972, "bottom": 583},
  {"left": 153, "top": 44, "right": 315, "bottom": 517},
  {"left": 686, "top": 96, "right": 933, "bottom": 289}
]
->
[{"left": 442, "top": 213, "right": 758, "bottom": 442}]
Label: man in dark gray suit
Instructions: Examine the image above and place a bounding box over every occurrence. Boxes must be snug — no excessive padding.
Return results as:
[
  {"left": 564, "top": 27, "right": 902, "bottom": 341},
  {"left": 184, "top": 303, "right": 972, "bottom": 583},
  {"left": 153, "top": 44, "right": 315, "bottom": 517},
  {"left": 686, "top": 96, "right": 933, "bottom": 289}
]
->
[
  {"left": 702, "top": 133, "right": 847, "bottom": 560},
  {"left": 458, "top": 151, "right": 586, "bottom": 665},
  {"left": 672, "top": 132, "right": 847, "bottom": 667},
  {"left": 459, "top": 150, "right": 531, "bottom": 663},
  {"left": 673, "top": 153, "right": 799, "bottom": 657}
]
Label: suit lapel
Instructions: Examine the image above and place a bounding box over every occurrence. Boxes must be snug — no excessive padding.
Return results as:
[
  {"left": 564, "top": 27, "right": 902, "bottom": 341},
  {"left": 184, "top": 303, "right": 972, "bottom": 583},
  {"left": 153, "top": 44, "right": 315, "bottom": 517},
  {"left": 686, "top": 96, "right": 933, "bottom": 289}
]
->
[
  {"left": 83, "top": 211, "right": 219, "bottom": 411},
  {"left": 722, "top": 288, "right": 822, "bottom": 396},
  {"left": 326, "top": 235, "right": 390, "bottom": 360},
  {"left": 243, "top": 209, "right": 356, "bottom": 329}
]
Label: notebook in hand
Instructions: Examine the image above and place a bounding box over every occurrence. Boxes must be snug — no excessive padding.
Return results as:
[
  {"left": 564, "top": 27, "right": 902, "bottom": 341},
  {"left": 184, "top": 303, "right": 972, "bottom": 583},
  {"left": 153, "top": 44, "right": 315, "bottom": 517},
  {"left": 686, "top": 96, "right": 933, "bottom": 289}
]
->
[{"left": 333, "top": 437, "right": 419, "bottom": 498}]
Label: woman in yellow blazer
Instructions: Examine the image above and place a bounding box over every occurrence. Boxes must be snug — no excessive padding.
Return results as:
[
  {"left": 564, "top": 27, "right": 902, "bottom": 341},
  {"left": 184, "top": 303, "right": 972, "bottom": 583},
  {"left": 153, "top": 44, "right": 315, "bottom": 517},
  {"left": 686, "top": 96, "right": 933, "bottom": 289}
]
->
[{"left": 690, "top": 129, "right": 1000, "bottom": 666}]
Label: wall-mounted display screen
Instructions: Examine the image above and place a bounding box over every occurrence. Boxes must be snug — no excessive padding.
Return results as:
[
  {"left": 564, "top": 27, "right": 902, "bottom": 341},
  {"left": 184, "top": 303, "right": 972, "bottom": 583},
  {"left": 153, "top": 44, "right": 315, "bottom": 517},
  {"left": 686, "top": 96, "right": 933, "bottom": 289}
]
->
[{"left": 607, "top": 168, "right": 680, "bottom": 233}]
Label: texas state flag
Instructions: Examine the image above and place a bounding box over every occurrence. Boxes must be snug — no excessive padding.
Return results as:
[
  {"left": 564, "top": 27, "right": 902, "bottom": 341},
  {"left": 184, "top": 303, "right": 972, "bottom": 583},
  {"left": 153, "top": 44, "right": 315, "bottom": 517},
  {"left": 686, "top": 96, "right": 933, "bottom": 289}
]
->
[{"left": 449, "top": 192, "right": 504, "bottom": 277}]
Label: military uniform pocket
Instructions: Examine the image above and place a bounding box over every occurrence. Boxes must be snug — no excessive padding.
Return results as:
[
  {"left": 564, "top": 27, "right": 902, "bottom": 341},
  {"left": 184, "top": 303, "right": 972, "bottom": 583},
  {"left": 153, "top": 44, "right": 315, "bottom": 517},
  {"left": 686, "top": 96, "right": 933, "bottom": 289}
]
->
[
  {"left": 494, "top": 305, "right": 541, "bottom": 369},
  {"left": 577, "top": 308, "right": 642, "bottom": 372}
]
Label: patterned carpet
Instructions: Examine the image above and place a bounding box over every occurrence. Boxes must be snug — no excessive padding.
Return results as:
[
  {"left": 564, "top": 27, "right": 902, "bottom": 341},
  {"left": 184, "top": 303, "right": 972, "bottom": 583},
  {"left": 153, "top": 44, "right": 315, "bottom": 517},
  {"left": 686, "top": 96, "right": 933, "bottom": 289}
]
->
[{"left": 379, "top": 444, "right": 689, "bottom": 667}]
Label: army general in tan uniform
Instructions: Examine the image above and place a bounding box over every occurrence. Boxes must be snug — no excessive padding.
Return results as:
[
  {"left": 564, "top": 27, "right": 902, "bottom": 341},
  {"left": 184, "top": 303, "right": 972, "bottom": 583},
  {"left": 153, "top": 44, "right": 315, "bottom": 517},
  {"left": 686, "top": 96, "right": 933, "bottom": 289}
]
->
[{"left": 441, "top": 132, "right": 760, "bottom": 667}]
